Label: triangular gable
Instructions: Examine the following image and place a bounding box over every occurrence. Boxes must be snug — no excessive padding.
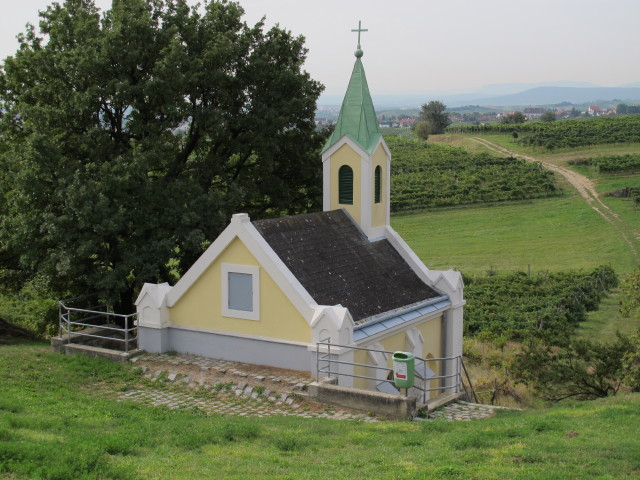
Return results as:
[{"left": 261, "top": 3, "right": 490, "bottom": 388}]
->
[
  {"left": 135, "top": 282, "right": 172, "bottom": 308},
  {"left": 321, "top": 134, "right": 390, "bottom": 164},
  {"left": 166, "top": 213, "right": 318, "bottom": 322}
]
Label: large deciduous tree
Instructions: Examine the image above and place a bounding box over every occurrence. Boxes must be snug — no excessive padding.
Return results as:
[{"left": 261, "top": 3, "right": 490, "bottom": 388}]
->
[
  {"left": 417, "top": 100, "right": 450, "bottom": 135},
  {"left": 0, "top": 0, "right": 325, "bottom": 312}
]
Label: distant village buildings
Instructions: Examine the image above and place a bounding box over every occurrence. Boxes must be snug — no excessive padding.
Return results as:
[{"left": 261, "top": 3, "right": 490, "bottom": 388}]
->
[
  {"left": 587, "top": 105, "right": 602, "bottom": 115},
  {"left": 523, "top": 107, "right": 545, "bottom": 120},
  {"left": 316, "top": 101, "right": 623, "bottom": 129}
]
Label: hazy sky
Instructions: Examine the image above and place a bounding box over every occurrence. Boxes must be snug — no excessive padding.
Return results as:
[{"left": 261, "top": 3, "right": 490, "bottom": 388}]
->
[{"left": 2, "top": 0, "right": 639, "bottom": 97}]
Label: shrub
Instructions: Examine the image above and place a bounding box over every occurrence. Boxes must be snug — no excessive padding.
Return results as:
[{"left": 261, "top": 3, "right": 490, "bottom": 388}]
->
[
  {"left": 622, "top": 329, "right": 640, "bottom": 391},
  {"left": 513, "top": 334, "right": 634, "bottom": 401},
  {"left": 0, "top": 277, "right": 59, "bottom": 337},
  {"left": 463, "top": 265, "right": 618, "bottom": 344}
]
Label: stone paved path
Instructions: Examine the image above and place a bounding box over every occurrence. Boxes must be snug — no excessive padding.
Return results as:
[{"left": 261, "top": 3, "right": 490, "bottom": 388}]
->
[
  {"left": 117, "top": 352, "right": 506, "bottom": 422},
  {"left": 120, "top": 352, "right": 378, "bottom": 421},
  {"left": 427, "top": 401, "right": 509, "bottom": 421}
]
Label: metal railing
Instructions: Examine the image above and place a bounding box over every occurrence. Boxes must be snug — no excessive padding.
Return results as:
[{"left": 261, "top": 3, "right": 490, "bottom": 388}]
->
[
  {"left": 316, "top": 339, "right": 472, "bottom": 405},
  {"left": 58, "top": 297, "right": 137, "bottom": 353}
]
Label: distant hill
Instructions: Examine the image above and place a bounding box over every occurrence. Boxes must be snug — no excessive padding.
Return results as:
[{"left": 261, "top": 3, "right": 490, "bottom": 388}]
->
[
  {"left": 318, "top": 85, "right": 640, "bottom": 110},
  {"left": 465, "top": 87, "right": 640, "bottom": 106}
]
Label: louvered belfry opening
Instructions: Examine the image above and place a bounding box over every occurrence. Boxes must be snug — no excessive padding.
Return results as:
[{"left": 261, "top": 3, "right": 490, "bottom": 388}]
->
[{"left": 339, "top": 165, "right": 354, "bottom": 204}]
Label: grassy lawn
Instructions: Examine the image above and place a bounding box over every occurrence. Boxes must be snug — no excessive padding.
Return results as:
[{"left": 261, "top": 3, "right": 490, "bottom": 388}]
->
[
  {"left": 1, "top": 342, "right": 639, "bottom": 479},
  {"left": 575, "top": 287, "right": 639, "bottom": 339},
  {"left": 391, "top": 194, "right": 635, "bottom": 275},
  {"left": 426, "top": 134, "right": 500, "bottom": 154}
]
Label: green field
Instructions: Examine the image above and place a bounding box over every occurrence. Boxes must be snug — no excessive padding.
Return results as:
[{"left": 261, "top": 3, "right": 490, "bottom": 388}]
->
[
  {"left": 391, "top": 194, "right": 635, "bottom": 275},
  {"left": 1, "top": 343, "right": 639, "bottom": 480}
]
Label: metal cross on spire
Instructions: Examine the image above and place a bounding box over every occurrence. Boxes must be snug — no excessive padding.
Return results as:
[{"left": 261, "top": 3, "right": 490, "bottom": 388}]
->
[{"left": 351, "top": 20, "right": 368, "bottom": 49}]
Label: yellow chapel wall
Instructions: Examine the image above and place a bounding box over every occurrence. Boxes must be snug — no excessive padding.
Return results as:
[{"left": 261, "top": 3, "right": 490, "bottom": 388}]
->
[
  {"left": 353, "top": 348, "right": 375, "bottom": 390},
  {"left": 329, "top": 143, "right": 361, "bottom": 224},
  {"left": 418, "top": 316, "right": 443, "bottom": 361},
  {"left": 169, "top": 237, "right": 311, "bottom": 343},
  {"left": 417, "top": 316, "right": 444, "bottom": 392},
  {"left": 371, "top": 144, "right": 388, "bottom": 228},
  {"left": 352, "top": 315, "right": 443, "bottom": 390}
]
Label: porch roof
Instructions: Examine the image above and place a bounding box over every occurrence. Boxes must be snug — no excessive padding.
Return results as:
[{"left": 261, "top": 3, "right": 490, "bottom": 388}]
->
[{"left": 353, "top": 296, "right": 451, "bottom": 342}]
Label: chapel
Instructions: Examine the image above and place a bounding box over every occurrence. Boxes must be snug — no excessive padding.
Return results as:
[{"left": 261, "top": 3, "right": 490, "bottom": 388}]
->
[{"left": 136, "top": 26, "right": 464, "bottom": 391}]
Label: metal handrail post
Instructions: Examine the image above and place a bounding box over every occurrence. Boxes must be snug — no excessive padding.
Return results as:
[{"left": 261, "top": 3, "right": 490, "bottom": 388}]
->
[
  {"left": 66, "top": 309, "right": 71, "bottom": 345},
  {"left": 327, "top": 341, "right": 332, "bottom": 379},
  {"left": 58, "top": 302, "right": 63, "bottom": 341},
  {"left": 124, "top": 316, "right": 129, "bottom": 354},
  {"left": 422, "top": 357, "right": 426, "bottom": 404}
]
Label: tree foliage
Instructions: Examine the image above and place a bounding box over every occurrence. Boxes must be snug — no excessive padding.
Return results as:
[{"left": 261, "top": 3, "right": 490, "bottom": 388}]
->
[
  {"left": 418, "top": 100, "right": 450, "bottom": 135},
  {"left": 622, "top": 329, "right": 640, "bottom": 391},
  {"left": 616, "top": 103, "right": 640, "bottom": 114},
  {"left": 620, "top": 269, "right": 640, "bottom": 320},
  {"left": 513, "top": 334, "right": 634, "bottom": 401},
  {"left": 0, "top": 0, "right": 325, "bottom": 311},
  {"left": 463, "top": 266, "right": 618, "bottom": 344},
  {"left": 500, "top": 112, "right": 527, "bottom": 124},
  {"left": 413, "top": 121, "right": 430, "bottom": 140},
  {"left": 540, "top": 111, "right": 556, "bottom": 122}
]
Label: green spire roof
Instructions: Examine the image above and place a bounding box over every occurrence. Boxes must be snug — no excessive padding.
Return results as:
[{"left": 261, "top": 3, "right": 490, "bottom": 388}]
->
[{"left": 323, "top": 54, "right": 381, "bottom": 155}]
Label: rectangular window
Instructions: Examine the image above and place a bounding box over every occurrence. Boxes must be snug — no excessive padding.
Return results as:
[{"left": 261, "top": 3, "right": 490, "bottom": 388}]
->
[
  {"left": 228, "top": 272, "right": 253, "bottom": 311},
  {"left": 222, "top": 264, "right": 260, "bottom": 320}
]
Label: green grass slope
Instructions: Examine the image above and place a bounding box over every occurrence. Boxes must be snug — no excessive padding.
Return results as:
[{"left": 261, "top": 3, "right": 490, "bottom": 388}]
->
[{"left": 1, "top": 343, "right": 639, "bottom": 479}]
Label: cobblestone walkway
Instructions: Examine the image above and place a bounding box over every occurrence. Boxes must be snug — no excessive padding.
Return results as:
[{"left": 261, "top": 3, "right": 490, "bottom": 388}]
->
[
  {"left": 118, "top": 353, "right": 506, "bottom": 422},
  {"left": 120, "top": 353, "right": 378, "bottom": 421},
  {"left": 427, "top": 401, "right": 510, "bottom": 421}
]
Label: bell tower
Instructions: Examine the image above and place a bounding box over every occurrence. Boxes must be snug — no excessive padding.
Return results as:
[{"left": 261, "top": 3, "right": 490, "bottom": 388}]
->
[{"left": 321, "top": 21, "right": 391, "bottom": 241}]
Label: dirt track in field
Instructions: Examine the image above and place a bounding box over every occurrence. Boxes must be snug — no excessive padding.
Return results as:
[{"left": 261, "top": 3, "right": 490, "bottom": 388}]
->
[{"left": 470, "top": 137, "right": 640, "bottom": 262}]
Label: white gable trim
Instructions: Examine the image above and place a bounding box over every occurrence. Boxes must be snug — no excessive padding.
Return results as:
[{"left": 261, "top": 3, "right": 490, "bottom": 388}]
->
[
  {"left": 384, "top": 225, "right": 464, "bottom": 303},
  {"left": 321, "top": 135, "right": 368, "bottom": 163},
  {"left": 321, "top": 134, "right": 390, "bottom": 163},
  {"left": 166, "top": 213, "right": 318, "bottom": 322},
  {"left": 384, "top": 225, "right": 433, "bottom": 284},
  {"left": 371, "top": 135, "right": 391, "bottom": 159}
]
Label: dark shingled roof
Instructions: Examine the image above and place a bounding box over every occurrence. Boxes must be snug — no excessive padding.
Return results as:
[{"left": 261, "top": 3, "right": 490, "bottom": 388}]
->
[{"left": 252, "top": 210, "right": 441, "bottom": 323}]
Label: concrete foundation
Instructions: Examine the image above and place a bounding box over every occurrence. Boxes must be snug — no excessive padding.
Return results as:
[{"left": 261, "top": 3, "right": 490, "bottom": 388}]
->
[
  {"left": 308, "top": 378, "right": 416, "bottom": 420},
  {"left": 59, "top": 343, "right": 141, "bottom": 363}
]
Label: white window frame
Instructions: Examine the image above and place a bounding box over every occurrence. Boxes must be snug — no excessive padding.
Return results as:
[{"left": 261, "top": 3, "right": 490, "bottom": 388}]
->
[{"left": 221, "top": 263, "right": 260, "bottom": 321}]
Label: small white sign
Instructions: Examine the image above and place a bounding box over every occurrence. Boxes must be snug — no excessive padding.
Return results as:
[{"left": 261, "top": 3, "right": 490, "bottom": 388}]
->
[{"left": 395, "top": 361, "right": 407, "bottom": 379}]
